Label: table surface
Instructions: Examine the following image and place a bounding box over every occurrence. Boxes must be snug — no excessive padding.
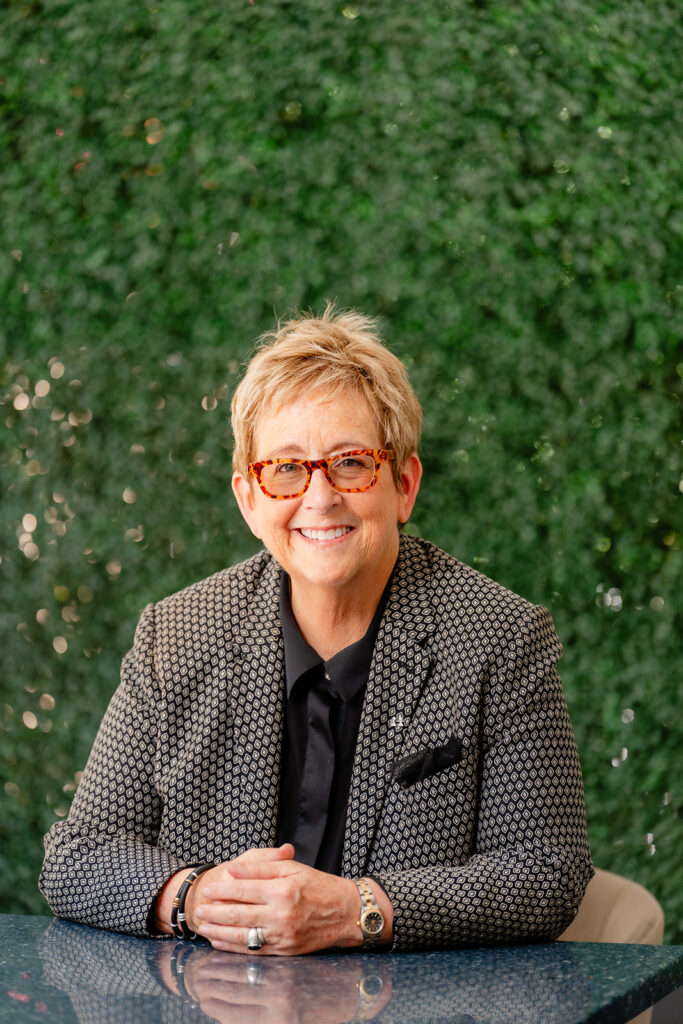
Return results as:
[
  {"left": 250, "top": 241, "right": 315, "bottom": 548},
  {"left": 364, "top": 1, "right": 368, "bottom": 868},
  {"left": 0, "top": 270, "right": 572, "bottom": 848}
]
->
[{"left": 1, "top": 915, "right": 682, "bottom": 1023}]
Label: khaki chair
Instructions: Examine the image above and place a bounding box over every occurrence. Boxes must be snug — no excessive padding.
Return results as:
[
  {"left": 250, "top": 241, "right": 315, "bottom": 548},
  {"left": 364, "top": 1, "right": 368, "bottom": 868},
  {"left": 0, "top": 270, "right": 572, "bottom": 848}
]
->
[
  {"left": 559, "top": 868, "right": 664, "bottom": 944},
  {"left": 559, "top": 868, "right": 665, "bottom": 1024}
]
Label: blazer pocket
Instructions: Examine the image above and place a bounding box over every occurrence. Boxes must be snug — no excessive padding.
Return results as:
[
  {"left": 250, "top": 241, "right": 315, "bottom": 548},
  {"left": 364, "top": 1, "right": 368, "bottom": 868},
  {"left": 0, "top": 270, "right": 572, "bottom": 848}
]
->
[{"left": 391, "top": 734, "right": 464, "bottom": 789}]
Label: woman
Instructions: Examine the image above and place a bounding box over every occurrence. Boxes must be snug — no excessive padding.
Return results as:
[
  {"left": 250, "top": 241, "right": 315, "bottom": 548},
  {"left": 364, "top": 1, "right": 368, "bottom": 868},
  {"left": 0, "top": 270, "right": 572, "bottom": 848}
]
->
[{"left": 41, "top": 306, "right": 593, "bottom": 953}]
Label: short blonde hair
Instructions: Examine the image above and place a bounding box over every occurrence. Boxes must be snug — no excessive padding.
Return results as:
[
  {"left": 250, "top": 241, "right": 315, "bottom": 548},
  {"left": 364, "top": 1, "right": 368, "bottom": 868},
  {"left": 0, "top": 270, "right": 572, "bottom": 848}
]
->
[{"left": 231, "top": 304, "right": 422, "bottom": 485}]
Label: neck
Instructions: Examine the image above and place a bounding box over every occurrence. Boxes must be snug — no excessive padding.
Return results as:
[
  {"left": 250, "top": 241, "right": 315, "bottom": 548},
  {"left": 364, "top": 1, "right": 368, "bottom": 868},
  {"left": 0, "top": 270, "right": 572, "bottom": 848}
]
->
[{"left": 289, "top": 571, "right": 392, "bottom": 661}]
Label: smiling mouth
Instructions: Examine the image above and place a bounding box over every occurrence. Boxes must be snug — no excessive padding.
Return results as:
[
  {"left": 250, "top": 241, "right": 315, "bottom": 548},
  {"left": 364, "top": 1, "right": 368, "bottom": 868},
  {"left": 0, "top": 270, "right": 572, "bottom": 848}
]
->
[{"left": 297, "top": 526, "right": 353, "bottom": 541}]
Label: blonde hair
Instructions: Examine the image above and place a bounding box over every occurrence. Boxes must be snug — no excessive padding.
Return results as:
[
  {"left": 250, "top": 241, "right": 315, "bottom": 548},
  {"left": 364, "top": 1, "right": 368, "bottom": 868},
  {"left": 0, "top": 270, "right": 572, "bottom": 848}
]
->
[{"left": 231, "top": 304, "right": 422, "bottom": 484}]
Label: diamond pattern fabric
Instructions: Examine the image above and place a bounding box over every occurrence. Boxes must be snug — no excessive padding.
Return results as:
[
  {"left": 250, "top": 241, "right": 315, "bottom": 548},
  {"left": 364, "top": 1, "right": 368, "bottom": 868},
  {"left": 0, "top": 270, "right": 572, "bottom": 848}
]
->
[{"left": 40, "top": 534, "right": 593, "bottom": 948}]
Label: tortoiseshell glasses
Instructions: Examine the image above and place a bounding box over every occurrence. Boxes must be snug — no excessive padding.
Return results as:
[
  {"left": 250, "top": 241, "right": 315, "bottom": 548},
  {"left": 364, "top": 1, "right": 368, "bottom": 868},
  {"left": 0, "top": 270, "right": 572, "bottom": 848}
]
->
[{"left": 248, "top": 449, "right": 396, "bottom": 499}]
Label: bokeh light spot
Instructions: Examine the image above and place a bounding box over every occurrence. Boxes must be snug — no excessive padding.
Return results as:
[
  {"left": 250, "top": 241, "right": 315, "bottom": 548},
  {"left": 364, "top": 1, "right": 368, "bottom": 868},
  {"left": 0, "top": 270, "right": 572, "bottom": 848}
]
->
[{"left": 144, "top": 118, "right": 164, "bottom": 144}]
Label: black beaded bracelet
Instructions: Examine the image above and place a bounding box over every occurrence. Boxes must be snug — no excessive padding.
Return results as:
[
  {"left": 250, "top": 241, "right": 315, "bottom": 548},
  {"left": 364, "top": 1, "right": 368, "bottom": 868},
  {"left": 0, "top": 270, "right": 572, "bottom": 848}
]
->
[
  {"left": 170, "top": 864, "right": 214, "bottom": 940},
  {"left": 169, "top": 942, "right": 199, "bottom": 1005}
]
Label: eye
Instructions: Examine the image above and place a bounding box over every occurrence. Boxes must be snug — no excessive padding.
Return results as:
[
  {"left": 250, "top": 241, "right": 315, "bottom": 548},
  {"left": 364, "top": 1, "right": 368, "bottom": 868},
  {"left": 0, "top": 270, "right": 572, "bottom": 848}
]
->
[
  {"left": 273, "top": 461, "right": 302, "bottom": 475},
  {"left": 331, "top": 451, "right": 375, "bottom": 470}
]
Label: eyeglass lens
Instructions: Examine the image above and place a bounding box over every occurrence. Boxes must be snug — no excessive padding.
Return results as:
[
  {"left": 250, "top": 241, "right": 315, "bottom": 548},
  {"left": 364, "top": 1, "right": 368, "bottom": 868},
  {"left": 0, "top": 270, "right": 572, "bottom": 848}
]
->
[{"left": 261, "top": 452, "right": 377, "bottom": 496}]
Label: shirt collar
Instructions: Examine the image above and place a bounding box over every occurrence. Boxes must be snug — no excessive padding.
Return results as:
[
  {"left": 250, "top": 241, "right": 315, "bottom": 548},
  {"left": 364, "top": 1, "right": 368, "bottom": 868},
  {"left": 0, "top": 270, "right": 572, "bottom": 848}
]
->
[
  {"left": 279, "top": 572, "right": 322, "bottom": 695},
  {"left": 278, "top": 568, "right": 394, "bottom": 703}
]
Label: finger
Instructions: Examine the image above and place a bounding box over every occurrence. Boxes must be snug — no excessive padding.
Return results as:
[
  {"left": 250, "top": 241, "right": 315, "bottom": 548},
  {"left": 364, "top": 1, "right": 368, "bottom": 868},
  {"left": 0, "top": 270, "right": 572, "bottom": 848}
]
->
[
  {"left": 199, "top": 872, "right": 274, "bottom": 904},
  {"left": 203, "top": 865, "right": 298, "bottom": 902},
  {"left": 196, "top": 921, "right": 293, "bottom": 956},
  {"left": 196, "top": 899, "right": 269, "bottom": 928},
  {"left": 232, "top": 844, "right": 295, "bottom": 866},
  {"left": 199, "top": 925, "right": 267, "bottom": 954},
  {"left": 192, "top": 959, "right": 261, "bottom": 986},
  {"left": 195, "top": 981, "right": 271, "bottom": 1006},
  {"left": 202, "top": 847, "right": 295, "bottom": 896},
  {"left": 227, "top": 857, "right": 300, "bottom": 881},
  {"left": 199, "top": 995, "right": 271, "bottom": 1024}
]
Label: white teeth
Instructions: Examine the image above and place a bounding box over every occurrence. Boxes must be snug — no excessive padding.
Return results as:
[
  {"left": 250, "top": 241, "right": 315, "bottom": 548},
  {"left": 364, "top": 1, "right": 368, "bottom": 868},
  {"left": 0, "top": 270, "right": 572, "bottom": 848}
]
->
[{"left": 299, "top": 526, "right": 351, "bottom": 541}]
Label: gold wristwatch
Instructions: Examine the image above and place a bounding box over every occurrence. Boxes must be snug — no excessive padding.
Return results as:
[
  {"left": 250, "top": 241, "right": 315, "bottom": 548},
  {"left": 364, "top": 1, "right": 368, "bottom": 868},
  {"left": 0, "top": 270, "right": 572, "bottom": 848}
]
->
[
  {"left": 354, "top": 879, "right": 384, "bottom": 947},
  {"left": 356, "top": 971, "right": 384, "bottom": 1019}
]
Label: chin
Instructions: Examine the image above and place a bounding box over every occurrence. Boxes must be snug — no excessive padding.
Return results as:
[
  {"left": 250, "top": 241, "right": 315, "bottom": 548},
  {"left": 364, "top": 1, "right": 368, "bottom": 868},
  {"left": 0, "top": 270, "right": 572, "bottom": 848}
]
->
[
  {"left": 296, "top": 568, "right": 353, "bottom": 590},
  {"left": 286, "top": 557, "right": 356, "bottom": 590}
]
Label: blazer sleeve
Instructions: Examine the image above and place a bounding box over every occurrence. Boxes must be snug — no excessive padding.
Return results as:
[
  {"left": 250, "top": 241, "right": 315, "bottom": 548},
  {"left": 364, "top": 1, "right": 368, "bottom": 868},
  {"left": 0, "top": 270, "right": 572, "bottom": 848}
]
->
[
  {"left": 372, "top": 604, "right": 594, "bottom": 951},
  {"left": 39, "top": 602, "right": 189, "bottom": 937}
]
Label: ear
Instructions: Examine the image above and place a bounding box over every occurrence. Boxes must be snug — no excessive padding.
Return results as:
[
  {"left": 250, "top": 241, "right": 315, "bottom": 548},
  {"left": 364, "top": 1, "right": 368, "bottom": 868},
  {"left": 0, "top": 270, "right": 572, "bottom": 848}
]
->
[
  {"left": 396, "top": 452, "right": 423, "bottom": 524},
  {"left": 232, "top": 471, "right": 262, "bottom": 539}
]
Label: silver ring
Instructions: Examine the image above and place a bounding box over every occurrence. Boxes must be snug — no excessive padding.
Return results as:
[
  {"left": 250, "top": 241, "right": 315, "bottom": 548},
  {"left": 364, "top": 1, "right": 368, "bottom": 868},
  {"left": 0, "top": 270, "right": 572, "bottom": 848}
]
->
[
  {"left": 247, "top": 926, "right": 265, "bottom": 951},
  {"left": 246, "top": 963, "right": 264, "bottom": 985}
]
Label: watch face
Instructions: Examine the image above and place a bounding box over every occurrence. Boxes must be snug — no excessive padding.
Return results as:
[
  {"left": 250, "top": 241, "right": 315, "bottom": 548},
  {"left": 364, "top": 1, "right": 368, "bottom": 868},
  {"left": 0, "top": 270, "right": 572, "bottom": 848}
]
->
[
  {"left": 362, "top": 909, "right": 384, "bottom": 935},
  {"left": 359, "top": 974, "right": 384, "bottom": 997}
]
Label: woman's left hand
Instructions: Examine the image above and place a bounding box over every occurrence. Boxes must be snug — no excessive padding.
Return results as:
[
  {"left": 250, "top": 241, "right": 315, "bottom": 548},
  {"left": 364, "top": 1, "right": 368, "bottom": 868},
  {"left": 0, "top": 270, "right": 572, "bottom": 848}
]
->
[{"left": 187, "top": 844, "right": 391, "bottom": 955}]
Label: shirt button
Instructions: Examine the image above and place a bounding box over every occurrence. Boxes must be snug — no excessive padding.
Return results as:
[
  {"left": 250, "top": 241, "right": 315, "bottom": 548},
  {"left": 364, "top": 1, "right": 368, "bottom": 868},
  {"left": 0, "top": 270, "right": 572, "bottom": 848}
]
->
[{"left": 324, "top": 672, "right": 331, "bottom": 681}]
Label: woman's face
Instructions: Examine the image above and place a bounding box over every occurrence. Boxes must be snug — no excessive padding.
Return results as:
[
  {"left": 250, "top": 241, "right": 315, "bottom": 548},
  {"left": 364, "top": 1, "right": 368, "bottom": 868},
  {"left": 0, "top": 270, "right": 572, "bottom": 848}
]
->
[{"left": 232, "top": 389, "right": 421, "bottom": 605}]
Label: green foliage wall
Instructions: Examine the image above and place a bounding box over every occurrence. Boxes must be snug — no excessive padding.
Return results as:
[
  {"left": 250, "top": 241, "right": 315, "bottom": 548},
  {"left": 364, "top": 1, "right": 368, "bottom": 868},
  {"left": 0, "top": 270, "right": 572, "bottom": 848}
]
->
[{"left": 1, "top": 0, "right": 681, "bottom": 939}]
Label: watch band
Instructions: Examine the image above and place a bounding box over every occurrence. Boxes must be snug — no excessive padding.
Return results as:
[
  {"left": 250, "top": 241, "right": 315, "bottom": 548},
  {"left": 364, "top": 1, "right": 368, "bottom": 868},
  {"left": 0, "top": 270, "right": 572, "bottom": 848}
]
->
[{"left": 354, "top": 878, "right": 384, "bottom": 947}]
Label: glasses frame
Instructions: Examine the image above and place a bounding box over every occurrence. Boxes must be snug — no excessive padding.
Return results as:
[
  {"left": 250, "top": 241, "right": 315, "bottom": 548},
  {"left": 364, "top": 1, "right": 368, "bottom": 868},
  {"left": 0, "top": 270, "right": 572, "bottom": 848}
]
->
[{"left": 248, "top": 448, "right": 396, "bottom": 500}]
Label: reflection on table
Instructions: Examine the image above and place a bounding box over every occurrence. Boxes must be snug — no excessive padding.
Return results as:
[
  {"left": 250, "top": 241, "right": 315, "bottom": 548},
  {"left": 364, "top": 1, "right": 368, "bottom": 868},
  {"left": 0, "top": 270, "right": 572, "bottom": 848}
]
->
[{"left": 1, "top": 915, "right": 682, "bottom": 1024}]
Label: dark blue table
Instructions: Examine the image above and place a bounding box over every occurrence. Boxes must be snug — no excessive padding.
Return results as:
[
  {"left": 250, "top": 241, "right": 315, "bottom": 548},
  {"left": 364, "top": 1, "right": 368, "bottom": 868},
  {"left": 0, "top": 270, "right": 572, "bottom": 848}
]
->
[{"left": 1, "top": 915, "right": 682, "bottom": 1023}]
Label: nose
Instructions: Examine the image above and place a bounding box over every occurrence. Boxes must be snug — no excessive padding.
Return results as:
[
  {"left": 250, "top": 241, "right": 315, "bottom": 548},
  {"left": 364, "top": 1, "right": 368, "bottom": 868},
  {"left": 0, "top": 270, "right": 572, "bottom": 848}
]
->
[{"left": 303, "top": 467, "right": 342, "bottom": 512}]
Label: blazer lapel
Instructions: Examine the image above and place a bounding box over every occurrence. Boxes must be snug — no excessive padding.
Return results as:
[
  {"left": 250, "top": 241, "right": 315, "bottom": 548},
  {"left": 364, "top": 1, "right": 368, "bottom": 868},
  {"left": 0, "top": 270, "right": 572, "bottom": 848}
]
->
[
  {"left": 229, "top": 558, "right": 285, "bottom": 856},
  {"left": 342, "top": 536, "right": 435, "bottom": 877}
]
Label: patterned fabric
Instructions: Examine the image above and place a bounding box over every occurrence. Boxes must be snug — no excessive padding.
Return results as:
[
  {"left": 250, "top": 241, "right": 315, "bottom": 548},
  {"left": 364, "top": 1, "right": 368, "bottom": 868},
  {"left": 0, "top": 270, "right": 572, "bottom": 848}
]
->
[{"left": 40, "top": 535, "right": 593, "bottom": 949}]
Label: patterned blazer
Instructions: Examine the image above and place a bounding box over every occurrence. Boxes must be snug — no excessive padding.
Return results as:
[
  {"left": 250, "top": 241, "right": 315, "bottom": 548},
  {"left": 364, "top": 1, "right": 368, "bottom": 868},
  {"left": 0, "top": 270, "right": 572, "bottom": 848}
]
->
[{"left": 41, "top": 534, "right": 593, "bottom": 949}]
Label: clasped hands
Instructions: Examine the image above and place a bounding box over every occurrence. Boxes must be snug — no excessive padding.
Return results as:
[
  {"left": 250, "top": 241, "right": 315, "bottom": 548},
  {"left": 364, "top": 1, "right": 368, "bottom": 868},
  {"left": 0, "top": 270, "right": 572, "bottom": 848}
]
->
[{"left": 155, "top": 843, "right": 393, "bottom": 955}]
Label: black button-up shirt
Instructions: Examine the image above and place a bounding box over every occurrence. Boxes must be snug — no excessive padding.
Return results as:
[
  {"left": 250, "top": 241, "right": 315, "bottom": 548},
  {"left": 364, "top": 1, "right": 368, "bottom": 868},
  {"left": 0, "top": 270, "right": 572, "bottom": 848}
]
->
[{"left": 276, "top": 570, "right": 391, "bottom": 875}]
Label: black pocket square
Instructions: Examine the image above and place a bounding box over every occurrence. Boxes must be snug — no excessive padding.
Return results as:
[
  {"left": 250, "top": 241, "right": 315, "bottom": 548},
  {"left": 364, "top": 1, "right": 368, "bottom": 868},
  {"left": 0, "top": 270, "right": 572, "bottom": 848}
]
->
[{"left": 392, "top": 734, "right": 465, "bottom": 789}]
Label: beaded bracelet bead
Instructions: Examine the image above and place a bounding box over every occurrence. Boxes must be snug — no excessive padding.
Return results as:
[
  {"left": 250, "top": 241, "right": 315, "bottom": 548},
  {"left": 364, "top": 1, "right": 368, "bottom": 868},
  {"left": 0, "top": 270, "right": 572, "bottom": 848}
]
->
[{"left": 170, "top": 864, "right": 214, "bottom": 939}]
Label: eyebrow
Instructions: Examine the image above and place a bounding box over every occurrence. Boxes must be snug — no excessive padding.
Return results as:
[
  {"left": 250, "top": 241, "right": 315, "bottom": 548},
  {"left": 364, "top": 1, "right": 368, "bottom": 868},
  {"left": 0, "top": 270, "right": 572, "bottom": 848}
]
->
[{"left": 264, "top": 442, "right": 371, "bottom": 459}]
